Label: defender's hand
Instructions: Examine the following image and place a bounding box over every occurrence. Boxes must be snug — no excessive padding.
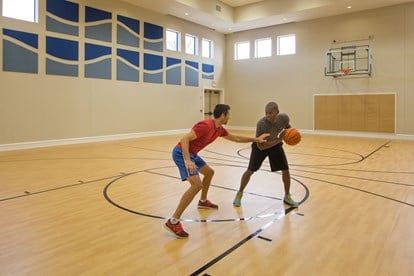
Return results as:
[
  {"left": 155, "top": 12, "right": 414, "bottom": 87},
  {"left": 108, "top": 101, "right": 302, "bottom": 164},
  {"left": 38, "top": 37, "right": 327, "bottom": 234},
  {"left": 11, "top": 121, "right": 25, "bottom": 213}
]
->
[{"left": 256, "top": 133, "right": 270, "bottom": 143}]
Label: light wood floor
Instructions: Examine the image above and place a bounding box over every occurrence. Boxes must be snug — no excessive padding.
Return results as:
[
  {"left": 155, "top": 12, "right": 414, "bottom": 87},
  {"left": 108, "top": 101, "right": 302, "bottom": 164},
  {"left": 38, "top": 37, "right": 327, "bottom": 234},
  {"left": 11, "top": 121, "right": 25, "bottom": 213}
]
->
[{"left": 1, "top": 132, "right": 413, "bottom": 275}]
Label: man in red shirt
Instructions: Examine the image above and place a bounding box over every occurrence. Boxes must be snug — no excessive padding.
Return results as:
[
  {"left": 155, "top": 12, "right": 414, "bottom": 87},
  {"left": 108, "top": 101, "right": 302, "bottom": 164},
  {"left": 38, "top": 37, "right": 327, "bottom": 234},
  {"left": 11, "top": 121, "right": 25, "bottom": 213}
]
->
[{"left": 164, "top": 104, "right": 269, "bottom": 238}]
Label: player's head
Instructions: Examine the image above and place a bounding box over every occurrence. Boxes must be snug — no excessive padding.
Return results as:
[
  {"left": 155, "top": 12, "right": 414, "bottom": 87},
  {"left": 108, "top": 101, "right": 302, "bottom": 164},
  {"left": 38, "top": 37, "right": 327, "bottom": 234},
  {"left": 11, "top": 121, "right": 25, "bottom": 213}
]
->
[
  {"left": 214, "top": 104, "right": 231, "bottom": 124},
  {"left": 213, "top": 104, "right": 230, "bottom": 118},
  {"left": 265, "top": 102, "right": 279, "bottom": 122},
  {"left": 276, "top": 112, "right": 290, "bottom": 127}
]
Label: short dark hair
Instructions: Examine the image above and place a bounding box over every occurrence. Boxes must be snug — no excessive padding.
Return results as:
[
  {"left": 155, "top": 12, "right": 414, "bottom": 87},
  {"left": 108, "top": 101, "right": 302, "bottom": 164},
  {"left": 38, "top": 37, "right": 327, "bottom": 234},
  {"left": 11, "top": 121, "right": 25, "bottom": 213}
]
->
[
  {"left": 213, "top": 104, "right": 230, "bottom": 118},
  {"left": 265, "top": 102, "right": 279, "bottom": 113}
]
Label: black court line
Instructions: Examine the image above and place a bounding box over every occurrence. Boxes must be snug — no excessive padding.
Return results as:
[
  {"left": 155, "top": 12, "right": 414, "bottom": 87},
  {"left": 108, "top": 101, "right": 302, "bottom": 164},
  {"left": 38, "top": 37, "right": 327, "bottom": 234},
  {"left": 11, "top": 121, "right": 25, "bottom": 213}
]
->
[
  {"left": 288, "top": 141, "right": 414, "bottom": 207},
  {"left": 103, "top": 164, "right": 309, "bottom": 222},
  {"left": 363, "top": 141, "right": 391, "bottom": 159},
  {"left": 0, "top": 173, "right": 128, "bottom": 202},
  {"left": 189, "top": 207, "right": 296, "bottom": 276},
  {"left": 145, "top": 168, "right": 281, "bottom": 201},
  {"left": 292, "top": 141, "right": 391, "bottom": 167},
  {"left": 293, "top": 166, "right": 414, "bottom": 174},
  {"left": 257, "top": 235, "right": 272, "bottom": 242},
  {"left": 292, "top": 168, "right": 414, "bottom": 187},
  {"left": 237, "top": 146, "right": 364, "bottom": 161},
  {"left": 103, "top": 166, "right": 310, "bottom": 222},
  {"left": 291, "top": 173, "right": 414, "bottom": 207},
  {"left": 203, "top": 149, "right": 249, "bottom": 160},
  {"left": 237, "top": 146, "right": 365, "bottom": 164},
  {"left": 0, "top": 157, "right": 172, "bottom": 163}
]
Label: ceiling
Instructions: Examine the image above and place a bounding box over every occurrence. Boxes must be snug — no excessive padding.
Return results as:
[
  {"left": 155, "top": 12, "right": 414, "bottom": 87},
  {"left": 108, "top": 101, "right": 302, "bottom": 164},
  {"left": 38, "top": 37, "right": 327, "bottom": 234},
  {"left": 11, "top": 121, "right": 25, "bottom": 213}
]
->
[{"left": 120, "top": 0, "right": 414, "bottom": 34}]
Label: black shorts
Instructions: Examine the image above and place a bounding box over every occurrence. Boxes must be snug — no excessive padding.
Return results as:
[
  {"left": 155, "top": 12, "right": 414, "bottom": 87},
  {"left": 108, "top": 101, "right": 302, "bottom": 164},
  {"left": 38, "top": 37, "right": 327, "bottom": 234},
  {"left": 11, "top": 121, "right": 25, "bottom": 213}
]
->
[{"left": 247, "top": 142, "right": 289, "bottom": 172}]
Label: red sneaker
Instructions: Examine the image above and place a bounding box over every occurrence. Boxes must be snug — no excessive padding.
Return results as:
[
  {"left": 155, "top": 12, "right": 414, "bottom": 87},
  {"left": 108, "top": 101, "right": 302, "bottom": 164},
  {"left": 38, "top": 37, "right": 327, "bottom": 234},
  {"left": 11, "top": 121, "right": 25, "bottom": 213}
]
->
[
  {"left": 164, "top": 219, "right": 189, "bottom": 238},
  {"left": 198, "top": 199, "right": 219, "bottom": 209}
]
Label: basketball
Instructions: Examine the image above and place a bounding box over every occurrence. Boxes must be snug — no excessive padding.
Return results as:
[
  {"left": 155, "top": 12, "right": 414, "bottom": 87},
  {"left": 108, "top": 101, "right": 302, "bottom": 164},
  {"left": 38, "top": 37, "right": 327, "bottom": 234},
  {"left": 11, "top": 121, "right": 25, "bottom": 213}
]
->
[{"left": 283, "top": 127, "right": 301, "bottom": 145}]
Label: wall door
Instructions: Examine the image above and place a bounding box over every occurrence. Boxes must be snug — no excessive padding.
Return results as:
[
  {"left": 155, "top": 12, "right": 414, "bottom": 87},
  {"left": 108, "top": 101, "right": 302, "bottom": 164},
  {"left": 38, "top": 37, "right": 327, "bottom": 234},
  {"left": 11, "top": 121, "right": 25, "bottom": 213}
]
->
[{"left": 204, "top": 89, "right": 222, "bottom": 119}]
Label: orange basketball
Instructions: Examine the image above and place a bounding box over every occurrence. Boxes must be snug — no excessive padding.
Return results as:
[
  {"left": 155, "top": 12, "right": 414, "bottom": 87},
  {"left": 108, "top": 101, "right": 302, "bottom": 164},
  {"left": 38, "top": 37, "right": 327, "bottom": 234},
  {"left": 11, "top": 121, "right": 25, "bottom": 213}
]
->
[{"left": 283, "top": 128, "right": 301, "bottom": 145}]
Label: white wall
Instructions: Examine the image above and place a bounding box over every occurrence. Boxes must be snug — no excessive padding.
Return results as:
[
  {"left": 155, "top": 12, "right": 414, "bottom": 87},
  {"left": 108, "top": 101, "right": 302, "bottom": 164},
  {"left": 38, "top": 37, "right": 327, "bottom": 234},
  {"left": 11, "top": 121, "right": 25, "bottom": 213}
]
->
[
  {"left": 2, "top": 1, "right": 414, "bottom": 148},
  {"left": 225, "top": 3, "right": 414, "bottom": 136},
  {"left": 0, "top": 0, "right": 226, "bottom": 145}
]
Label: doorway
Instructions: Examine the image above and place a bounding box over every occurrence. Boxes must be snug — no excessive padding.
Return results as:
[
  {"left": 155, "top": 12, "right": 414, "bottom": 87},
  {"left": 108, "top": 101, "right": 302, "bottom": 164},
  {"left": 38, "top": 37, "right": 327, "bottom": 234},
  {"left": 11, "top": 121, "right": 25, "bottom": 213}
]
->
[{"left": 203, "top": 89, "right": 222, "bottom": 119}]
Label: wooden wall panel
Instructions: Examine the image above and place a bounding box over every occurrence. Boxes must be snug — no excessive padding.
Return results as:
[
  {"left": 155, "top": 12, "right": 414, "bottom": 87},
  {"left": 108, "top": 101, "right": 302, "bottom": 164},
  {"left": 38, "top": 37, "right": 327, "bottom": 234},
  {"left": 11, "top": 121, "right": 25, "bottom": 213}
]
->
[{"left": 314, "top": 94, "right": 395, "bottom": 133}]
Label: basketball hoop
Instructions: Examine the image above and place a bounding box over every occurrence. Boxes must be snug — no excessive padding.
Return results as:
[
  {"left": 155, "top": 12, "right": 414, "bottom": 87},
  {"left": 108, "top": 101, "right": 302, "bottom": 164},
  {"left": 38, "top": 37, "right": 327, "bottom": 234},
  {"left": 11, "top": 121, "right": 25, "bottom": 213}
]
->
[{"left": 341, "top": 68, "right": 351, "bottom": 75}]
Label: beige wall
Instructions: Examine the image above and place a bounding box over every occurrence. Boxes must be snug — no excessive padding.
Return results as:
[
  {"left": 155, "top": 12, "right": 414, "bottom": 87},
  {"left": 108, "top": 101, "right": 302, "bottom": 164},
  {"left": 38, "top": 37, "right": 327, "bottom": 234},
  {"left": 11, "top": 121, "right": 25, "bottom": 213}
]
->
[
  {"left": 225, "top": 3, "right": 414, "bottom": 135},
  {"left": 2, "top": 2, "right": 414, "bottom": 146},
  {"left": 0, "top": 0, "right": 226, "bottom": 144}
]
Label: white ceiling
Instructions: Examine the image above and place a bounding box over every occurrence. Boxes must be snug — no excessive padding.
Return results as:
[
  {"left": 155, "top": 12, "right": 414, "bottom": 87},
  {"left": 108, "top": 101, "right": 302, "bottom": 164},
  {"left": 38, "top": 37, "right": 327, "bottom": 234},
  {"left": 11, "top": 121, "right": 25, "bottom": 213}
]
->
[
  {"left": 220, "top": 0, "right": 265, "bottom": 7},
  {"left": 120, "top": 0, "right": 414, "bottom": 34}
]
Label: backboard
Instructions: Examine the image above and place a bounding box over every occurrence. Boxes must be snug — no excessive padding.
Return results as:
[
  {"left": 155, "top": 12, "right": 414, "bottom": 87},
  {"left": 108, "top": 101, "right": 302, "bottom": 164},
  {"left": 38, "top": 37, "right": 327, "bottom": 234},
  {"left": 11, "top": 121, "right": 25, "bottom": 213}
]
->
[{"left": 325, "top": 45, "right": 371, "bottom": 77}]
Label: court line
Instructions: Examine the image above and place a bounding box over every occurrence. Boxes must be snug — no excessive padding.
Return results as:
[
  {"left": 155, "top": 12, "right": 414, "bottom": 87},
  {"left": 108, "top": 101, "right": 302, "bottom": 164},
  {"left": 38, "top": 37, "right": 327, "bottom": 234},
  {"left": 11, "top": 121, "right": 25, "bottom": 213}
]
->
[
  {"left": 145, "top": 167, "right": 281, "bottom": 200},
  {"left": 288, "top": 140, "right": 414, "bottom": 207},
  {"left": 292, "top": 168, "right": 414, "bottom": 187},
  {"left": 189, "top": 206, "right": 296, "bottom": 276},
  {"left": 291, "top": 173, "right": 414, "bottom": 207},
  {"left": 0, "top": 174, "right": 127, "bottom": 202},
  {"left": 103, "top": 165, "right": 310, "bottom": 222}
]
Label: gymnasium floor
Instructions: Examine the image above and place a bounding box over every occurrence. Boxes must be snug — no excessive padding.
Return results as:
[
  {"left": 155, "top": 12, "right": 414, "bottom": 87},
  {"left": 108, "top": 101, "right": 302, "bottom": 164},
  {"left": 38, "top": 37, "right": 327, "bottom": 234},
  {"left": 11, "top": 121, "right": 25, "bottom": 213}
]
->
[{"left": 1, "top": 132, "right": 413, "bottom": 275}]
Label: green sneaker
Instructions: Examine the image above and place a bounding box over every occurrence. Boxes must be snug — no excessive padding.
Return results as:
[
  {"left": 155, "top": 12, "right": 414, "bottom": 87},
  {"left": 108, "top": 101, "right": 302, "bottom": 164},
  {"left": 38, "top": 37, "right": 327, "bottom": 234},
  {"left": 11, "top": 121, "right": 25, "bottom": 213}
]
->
[
  {"left": 233, "top": 192, "right": 243, "bottom": 207},
  {"left": 283, "top": 194, "right": 299, "bottom": 207}
]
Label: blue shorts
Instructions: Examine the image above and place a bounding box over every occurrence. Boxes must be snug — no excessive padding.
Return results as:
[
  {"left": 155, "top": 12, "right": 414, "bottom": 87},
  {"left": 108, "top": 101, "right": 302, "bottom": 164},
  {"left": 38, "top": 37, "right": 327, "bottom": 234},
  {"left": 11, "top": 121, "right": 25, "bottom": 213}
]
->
[{"left": 172, "top": 146, "right": 206, "bottom": 181}]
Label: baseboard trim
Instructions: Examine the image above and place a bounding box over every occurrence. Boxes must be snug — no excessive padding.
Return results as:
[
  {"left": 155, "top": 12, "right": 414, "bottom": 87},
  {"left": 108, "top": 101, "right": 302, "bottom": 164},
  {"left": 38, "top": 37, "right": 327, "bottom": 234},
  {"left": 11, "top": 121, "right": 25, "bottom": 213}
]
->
[
  {"left": 1, "top": 127, "right": 413, "bottom": 152},
  {"left": 0, "top": 129, "right": 187, "bottom": 151}
]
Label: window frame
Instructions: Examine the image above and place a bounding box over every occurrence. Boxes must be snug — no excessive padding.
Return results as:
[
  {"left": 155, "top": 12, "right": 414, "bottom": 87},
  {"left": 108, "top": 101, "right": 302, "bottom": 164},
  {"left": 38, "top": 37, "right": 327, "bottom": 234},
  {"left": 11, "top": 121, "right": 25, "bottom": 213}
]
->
[
  {"left": 277, "top": 34, "right": 296, "bottom": 56},
  {"left": 255, "top": 37, "right": 272, "bottom": 58},
  {"left": 202, "top": 38, "right": 214, "bottom": 59},
  {"left": 185, "top": 33, "right": 198, "bottom": 56},
  {"left": 234, "top": 41, "right": 250, "bottom": 60},
  {"left": 166, "top": 28, "right": 181, "bottom": 52}
]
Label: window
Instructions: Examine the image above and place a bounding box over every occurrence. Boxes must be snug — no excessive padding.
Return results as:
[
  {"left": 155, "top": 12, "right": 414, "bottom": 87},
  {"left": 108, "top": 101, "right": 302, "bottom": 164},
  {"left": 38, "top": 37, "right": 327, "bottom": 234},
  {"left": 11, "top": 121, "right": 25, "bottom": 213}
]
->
[
  {"left": 255, "top": 37, "right": 272, "bottom": 58},
  {"left": 277, "top": 34, "right": 296, "bottom": 56},
  {"left": 185, "top": 33, "right": 198, "bottom": 55},
  {"left": 202, "top": 38, "right": 214, "bottom": 58},
  {"left": 234, "top": 41, "right": 250, "bottom": 60},
  {"left": 2, "top": 0, "right": 38, "bottom": 23},
  {"left": 166, "top": 29, "right": 181, "bottom": 52}
]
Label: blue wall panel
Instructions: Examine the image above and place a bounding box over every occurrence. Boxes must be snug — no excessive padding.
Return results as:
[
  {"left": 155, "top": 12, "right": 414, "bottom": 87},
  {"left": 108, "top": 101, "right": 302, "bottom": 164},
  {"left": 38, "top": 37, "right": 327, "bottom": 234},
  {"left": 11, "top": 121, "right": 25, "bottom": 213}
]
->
[
  {"left": 46, "top": 36, "right": 79, "bottom": 76},
  {"left": 85, "top": 43, "right": 111, "bottom": 79},
  {"left": 144, "top": 22, "right": 163, "bottom": 52},
  {"left": 117, "top": 15, "right": 140, "bottom": 48},
  {"left": 46, "top": 0, "right": 79, "bottom": 36},
  {"left": 85, "top": 6, "right": 112, "bottom": 42},
  {"left": 185, "top": 60, "right": 199, "bottom": 87},
  {"left": 144, "top": 53, "right": 163, "bottom": 83},
  {"left": 117, "top": 48, "right": 140, "bottom": 82},
  {"left": 2, "top": 2, "right": 209, "bottom": 87},
  {"left": 2, "top": 29, "right": 38, "bottom": 73},
  {"left": 166, "top": 57, "right": 181, "bottom": 85}
]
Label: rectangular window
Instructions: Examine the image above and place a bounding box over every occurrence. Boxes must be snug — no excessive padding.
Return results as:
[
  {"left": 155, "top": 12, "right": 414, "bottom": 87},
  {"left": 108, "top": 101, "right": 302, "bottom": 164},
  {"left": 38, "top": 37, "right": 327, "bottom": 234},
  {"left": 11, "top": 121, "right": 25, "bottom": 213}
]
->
[
  {"left": 166, "top": 29, "right": 181, "bottom": 52},
  {"left": 185, "top": 33, "right": 198, "bottom": 55},
  {"left": 202, "top": 38, "right": 214, "bottom": 58},
  {"left": 2, "top": 0, "right": 38, "bottom": 23},
  {"left": 277, "top": 34, "right": 296, "bottom": 56},
  {"left": 255, "top": 37, "right": 272, "bottom": 58},
  {"left": 234, "top": 41, "right": 250, "bottom": 60}
]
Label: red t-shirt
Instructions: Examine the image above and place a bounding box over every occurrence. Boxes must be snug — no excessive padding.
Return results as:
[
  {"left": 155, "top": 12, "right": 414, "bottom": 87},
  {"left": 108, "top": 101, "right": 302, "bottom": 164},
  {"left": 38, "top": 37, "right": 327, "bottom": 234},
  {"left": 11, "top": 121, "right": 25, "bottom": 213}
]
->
[{"left": 177, "top": 119, "right": 229, "bottom": 154}]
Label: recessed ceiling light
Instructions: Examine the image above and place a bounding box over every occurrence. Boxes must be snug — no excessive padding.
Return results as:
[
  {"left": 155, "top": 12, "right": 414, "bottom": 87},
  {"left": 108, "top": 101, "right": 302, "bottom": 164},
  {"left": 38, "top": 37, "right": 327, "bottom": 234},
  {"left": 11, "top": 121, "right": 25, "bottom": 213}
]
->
[
  {"left": 347, "top": 6, "right": 352, "bottom": 9},
  {"left": 185, "top": 12, "right": 189, "bottom": 16}
]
